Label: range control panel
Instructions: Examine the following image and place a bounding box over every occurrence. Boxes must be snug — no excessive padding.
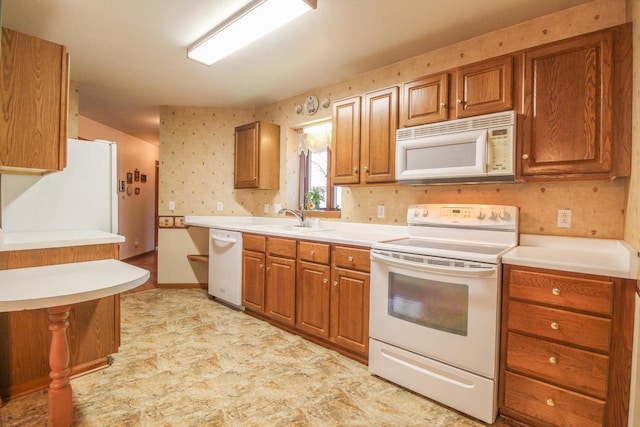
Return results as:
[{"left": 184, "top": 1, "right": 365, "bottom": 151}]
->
[{"left": 407, "top": 204, "right": 519, "bottom": 229}]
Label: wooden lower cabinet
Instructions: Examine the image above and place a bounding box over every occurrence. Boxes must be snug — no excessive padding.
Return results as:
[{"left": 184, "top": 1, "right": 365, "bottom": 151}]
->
[
  {"left": 241, "top": 234, "right": 371, "bottom": 363},
  {"left": 499, "top": 265, "right": 635, "bottom": 427},
  {"left": 0, "top": 244, "right": 120, "bottom": 400},
  {"left": 296, "top": 260, "right": 331, "bottom": 338},
  {"left": 264, "top": 255, "right": 295, "bottom": 325},
  {"left": 330, "top": 266, "right": 369, "bottom": 355}
]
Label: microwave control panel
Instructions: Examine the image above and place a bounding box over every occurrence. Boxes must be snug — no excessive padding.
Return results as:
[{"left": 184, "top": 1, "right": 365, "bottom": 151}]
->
[{"left": 487, "top": 127, "right": 513, "bottom": 173}]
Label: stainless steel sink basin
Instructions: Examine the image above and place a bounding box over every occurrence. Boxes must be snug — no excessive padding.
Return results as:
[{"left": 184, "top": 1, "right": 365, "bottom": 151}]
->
[{"left": 250, "top": 224, "right": 334, "bottom": 233}]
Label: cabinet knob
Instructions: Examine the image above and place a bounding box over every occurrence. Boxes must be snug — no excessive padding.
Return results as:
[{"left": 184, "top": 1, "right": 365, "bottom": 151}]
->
[
  {"left": 456, "top": 99, "right": 462, "bottom": 104},
  {"left": 439, "top": 102, "right": 446, "bottom": 108},
  {"left": 549, "top": 356, "right": 558, "bottom": 364},
  {"left": 348, "top": 256, "right": 354, "bottom": 262},
  {"left": 546, "top": 398, "right": 555, "bottom": 407},
  {"left": 353, "top": 167, "right": 358, "bottom": 173},
  {"left": 363, "top": 166, "right": 369, "bottom": 173},
  {"left": 552, "top": 288, "right": 561, "bottom": 296},
  {"left": 266, "top": 266, "right": 271, "bottom": 271},
  {"left": 550, "top": 322, "right": 560, "bottom": 330},
  {"left": 323, "top": 278, "right": 328, "bottom": 284},
  {"left": 310, "top": 250, "right": 315, "bottom": 256},
  {"left": 260, "top": 264, "right": 264, "bottom": 269},
  {"left": 333, "top": 281, "right": 338, "bottom": 287},
  {"left": 522, "top": 154, "right": 529, "bottom": 160}
]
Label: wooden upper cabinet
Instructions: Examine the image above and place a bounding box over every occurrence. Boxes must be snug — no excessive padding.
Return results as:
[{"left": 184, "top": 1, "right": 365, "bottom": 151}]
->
[
  {"left": 361, "top": 86, "right": 398, "bottom": 183},
  {"left": 519, "top": 24, "right": 631, "bottom": 180},
  {"left": 0, "top": 28, "right": 69, "bottom": 175},
  {"left": 455, "top": 56, "right": 513, "bottom": 118},
  {"left": 400, "top": 73, "right": 448, "bottom": 127},
  {"left": 234, "top": 120, "right": 280, "bottom": 189},
  {"left": 331, "top": 97, "right": 361, "bottom": 185}
]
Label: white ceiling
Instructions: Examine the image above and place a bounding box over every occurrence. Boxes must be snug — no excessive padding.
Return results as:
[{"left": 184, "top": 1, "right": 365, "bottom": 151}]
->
[{"left": 2, "top": 0, "right": 592, "bottom": 145}]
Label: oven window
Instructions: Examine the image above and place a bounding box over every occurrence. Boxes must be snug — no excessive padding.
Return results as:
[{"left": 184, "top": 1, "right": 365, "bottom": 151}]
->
[{"left": 388, "top": 272, "right": 468, "bottom": 336}]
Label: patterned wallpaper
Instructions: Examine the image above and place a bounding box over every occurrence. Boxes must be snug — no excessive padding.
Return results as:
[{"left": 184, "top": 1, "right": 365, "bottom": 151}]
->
[{"left": 159, "top": 0, "right": 630, "bottom": 240}]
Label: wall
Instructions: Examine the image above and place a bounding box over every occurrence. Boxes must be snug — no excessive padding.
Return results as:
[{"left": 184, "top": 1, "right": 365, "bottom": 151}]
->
[
  {"left": 158, "top": 0, "right": 629, "bottom": 283},
  {"left": 78, "top": 116, "right": 159, "bottom": 259}
]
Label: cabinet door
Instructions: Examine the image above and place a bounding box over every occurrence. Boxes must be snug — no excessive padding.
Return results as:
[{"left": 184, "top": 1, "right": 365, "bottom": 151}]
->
[
  {"left": 520, "top": 31, "right": 613, "bottom": 178},
  {"left": 455, "top": 56, "right": 513, "bottom": 118},
  {"left": 0, "top": 28, "right": 68, "bottom": 174},
  {"left": 330, "top": 267, "right": 369, "bottom": 355},
  {"left": 234, "top": 122, "right": 259, "bottom": 188},
  {"left": 400, "top": 73, "right": 448, "bottom": 127},
  {"left": 241, "top": 250, "right": 265, "bottom": 312},
  {"left": 331, "top": 97, "right": 361, "bottom": 185},
  {"left": 296, "top": 261, "right": 331, "bottom": 338},
  {"left": 264, "top": 255, "right": 296, "bottom": 325},
  {"left": 361, "top": 86, "right": 398, "bottom": 183}
]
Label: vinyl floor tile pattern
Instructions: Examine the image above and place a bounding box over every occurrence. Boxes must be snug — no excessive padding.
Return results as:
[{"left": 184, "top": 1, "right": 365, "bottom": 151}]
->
[{"left": 0, "top": 289, "right": 505, "bottom": 426}]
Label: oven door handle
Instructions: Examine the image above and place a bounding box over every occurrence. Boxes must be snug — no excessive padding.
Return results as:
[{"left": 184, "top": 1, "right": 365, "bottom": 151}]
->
[{"left": 370, "top": 251, "right": 497, "bottom": 277}]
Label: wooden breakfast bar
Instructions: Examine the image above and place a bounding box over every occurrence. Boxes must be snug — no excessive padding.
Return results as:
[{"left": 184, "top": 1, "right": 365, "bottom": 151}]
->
[{"left": 0, "top": 259, "right": 149, "bottom": 426}]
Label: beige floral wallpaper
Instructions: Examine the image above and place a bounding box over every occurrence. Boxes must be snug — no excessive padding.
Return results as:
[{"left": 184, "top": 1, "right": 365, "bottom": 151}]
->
[{"left": 159, "top": 0, "right": 629, "bottom": 244}]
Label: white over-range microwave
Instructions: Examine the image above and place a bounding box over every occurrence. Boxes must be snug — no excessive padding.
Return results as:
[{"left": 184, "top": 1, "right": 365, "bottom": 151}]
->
[{"left": 395, "top": 110, "right": 516, "bottom": 184}]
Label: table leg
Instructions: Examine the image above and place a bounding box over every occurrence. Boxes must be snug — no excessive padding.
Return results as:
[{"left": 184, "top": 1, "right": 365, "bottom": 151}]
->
[{"left": 47, "top": 305, "right": 72, "bottom": 427}]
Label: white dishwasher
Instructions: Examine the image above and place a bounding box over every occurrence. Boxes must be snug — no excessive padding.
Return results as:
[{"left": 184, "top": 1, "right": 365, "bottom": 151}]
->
[{"left": 208, "top": 229, "right": 243, "bottom": 309}]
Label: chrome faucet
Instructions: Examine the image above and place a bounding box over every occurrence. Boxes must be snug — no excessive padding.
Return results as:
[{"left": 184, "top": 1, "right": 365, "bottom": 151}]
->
[{"left": 278, "top": 204, "right": 307, "bottom": 227}]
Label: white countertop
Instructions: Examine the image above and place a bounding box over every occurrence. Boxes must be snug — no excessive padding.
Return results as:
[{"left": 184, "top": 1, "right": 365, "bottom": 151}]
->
[
  {"left": 0, "top": 259, "right": 149, "bottom": 311},
  {"left": 184, "top": 215, "right": 406, "bottom": 247},
  {"left": 0, "top": 229, "right": 125, "bottom": 251},
  {"left": 503, "top": 234, "right": 638, "bottom": 279}
]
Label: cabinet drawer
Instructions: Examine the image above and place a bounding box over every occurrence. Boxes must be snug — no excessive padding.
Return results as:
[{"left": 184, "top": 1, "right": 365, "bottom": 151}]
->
[
  {"left": 509, "top": 268, "right": 613, "bottom": 316},
  {"left": 243, "top": 234, "right": 266, "bottom": 252},
  {"left": 506, "top": 332, "right": 608, "bottom": 399},
  {"left": 508, "top": 301, "right": 611, "bottom": 352},
  {"left": 267, "top": 237, "right": 296, "bottom": 258},
  {"left": 333, "top": 246, "right": 370, "bottom": 272},
  {"left": 298, "top": 241, "right": 330, "bottom": 264},
  {"left": 503, "top": 372, "right": 604, "bottom": 427}
]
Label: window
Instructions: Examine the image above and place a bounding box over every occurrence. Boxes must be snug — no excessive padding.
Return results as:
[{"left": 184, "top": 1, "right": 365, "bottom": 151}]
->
[{"left": 297, "top": 122, "right": 341, "bottom": 210}]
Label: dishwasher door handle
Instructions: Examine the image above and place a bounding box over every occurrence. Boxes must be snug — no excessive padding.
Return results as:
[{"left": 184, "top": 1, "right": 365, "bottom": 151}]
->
[{"left": 211, "top": 235, "right": 238, "bottom": 244}]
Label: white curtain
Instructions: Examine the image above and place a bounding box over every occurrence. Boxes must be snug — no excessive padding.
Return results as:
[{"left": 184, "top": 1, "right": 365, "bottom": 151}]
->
[{"left": 297, "top": 123, "right": 331, "bottom": 154}]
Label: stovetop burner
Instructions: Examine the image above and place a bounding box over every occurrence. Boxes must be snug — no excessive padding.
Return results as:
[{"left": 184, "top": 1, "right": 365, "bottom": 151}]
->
[{"left": 372, "top": 204, "right": 519, "bottom": 264}]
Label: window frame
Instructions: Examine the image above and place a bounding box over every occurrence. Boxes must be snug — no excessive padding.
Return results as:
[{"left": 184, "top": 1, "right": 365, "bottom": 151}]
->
[{"left": 299, "top": 148, "right": 339, "bottom": 211}]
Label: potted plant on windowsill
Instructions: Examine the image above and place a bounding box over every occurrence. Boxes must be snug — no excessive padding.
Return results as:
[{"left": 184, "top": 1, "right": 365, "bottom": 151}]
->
[{"left": 305, "top": 187, "right": 325, "bottom": 210}]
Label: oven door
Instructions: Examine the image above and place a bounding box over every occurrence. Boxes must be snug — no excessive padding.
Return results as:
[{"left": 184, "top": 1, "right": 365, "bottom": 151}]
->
[{"left": 369, "top": 249, "right": 501, "bottom": 378}]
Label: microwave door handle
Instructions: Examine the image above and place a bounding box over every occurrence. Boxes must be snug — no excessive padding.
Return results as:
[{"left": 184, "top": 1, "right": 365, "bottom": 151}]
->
[{"left": 370, "top": 251, "right": 497, "bottom": 277}]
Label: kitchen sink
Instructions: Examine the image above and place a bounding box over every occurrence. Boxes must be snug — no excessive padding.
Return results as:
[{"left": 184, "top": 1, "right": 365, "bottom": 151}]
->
[{"left": 250, "top": 224, "right": 334, "bottom": 233}]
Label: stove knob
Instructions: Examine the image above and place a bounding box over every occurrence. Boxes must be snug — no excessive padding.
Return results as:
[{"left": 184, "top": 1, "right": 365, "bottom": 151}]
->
[
  {"left": 489, "top": 210, "right": 498, "bottom": 221},
  {"left": 412, "top": 209, "right": 419, "bottom": 217},
  {"left": 476, "top": 211, "right": 486, "bottom": 220},
  {"left": 421, "top": 208, "right": 429, "bottom": 217},
  {"left": 499, "top": 209, "right": 511, "bottom": 221}
]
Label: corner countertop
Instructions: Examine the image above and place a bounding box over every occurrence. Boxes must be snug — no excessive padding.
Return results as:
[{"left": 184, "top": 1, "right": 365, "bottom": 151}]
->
[
  {"left": 0, "top": 229, "right": 125, "bottom": 252},
  {"left": 184, "top": 216, "right": 407, "bottom": 247},
  {"left": 502, "top": 234, "right": 638, "bottom": 280}
]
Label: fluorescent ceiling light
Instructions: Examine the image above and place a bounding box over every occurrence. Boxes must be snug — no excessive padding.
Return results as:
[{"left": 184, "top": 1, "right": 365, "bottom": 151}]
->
[{"left": 188, "top": 0, "right": 317, "bottom": 66}]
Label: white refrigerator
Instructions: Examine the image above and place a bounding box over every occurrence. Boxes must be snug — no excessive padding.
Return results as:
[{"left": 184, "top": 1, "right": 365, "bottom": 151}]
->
[{"left": 0, "top": 139, "right": 118, "bottom": 233}]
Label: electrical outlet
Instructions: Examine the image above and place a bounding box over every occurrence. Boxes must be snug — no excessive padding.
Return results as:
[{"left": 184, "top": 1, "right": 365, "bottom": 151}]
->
[
  {"left": 274, "top": 203, "right": 282, "bottom": 213},
  {"left": 168, "top": 201, "right": 175, "bottom": 211},
  {"left": 216, "top": 202, "right": 223, "bottom": 211},
  {"left": 557, "top": 209, "right": 571, "bottom": 228},
  {"left": 377, "top": 205, "right": 385, "bottom": 218}
]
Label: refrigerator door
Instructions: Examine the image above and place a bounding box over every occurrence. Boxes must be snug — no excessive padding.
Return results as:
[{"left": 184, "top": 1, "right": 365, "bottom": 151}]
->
[{"left": 0, "top": 139, "right": 118, "bottom": 233}]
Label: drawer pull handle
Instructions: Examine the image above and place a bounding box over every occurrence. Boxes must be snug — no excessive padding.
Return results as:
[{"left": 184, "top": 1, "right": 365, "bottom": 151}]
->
[
  {"left": 550, "top": 322, "right": 560, "bottom": 330},
  {"left": 549, "top": 356, "right": 558, "bottom": 364},
  {"left": 546, "top": 398, "right": 555, "bottom": 407},
  {"left": 552, "top": 288, "right": 561, "bottom": 296},
  {"left": 348, "top": 256, "right": 354, "bottom": 262}
]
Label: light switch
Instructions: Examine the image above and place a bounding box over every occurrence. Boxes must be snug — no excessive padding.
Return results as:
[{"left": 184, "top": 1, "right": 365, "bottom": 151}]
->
[{"left": 168, "top": 201, "right": 175, "bottom": 211}]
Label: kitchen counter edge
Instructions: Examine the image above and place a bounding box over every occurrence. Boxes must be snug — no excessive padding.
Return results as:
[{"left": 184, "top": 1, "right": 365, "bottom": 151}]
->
[{"left": 0, "top": 229, "right": 125, "bottom": 252}]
